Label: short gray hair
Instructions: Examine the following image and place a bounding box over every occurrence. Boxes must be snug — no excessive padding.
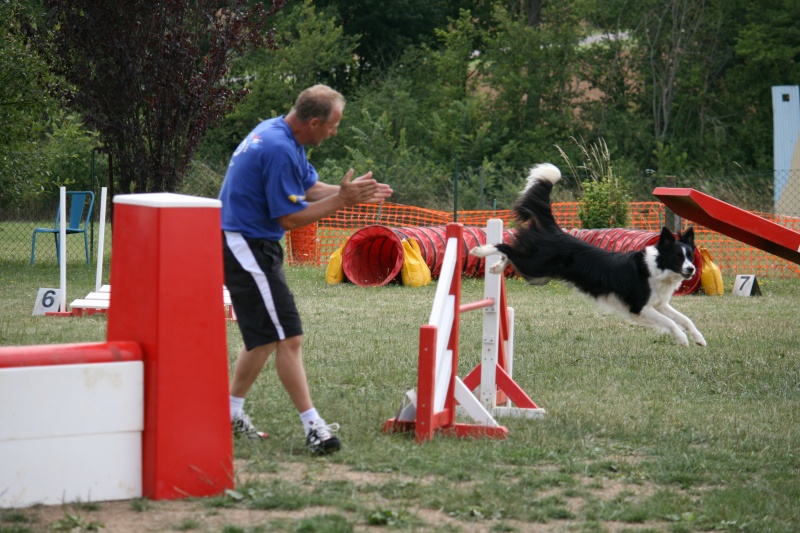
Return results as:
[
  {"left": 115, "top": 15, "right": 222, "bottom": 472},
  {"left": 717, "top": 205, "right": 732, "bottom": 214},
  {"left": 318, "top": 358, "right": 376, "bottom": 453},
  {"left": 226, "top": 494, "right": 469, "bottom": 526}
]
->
[{"left": 293, "top": 85, "right": 345, "bottom": 123}]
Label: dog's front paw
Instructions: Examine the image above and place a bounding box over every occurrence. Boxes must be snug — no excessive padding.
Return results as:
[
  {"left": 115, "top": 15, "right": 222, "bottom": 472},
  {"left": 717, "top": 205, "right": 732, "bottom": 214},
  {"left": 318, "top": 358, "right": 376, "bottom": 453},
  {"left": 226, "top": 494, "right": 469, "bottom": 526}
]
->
[
  {"left": 469, "top": 245, "right": 494, "bottom": 258},
  {"left": 693, "top": 332, "right": 707, "bottom": 347},
  {"left": 489, "top": 259, "right": 508, "bottom": 275},
  {"left": 674, "top": 331, "right": 690, "bottom": 347}
]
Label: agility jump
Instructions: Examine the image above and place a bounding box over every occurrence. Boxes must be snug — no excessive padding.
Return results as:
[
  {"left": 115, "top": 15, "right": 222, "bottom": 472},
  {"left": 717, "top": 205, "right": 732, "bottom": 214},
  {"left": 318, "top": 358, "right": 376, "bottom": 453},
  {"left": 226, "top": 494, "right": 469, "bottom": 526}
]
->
[
  {"left": 0, "top": 193, "right": 232, "bottom": 508},
  {"left": 383, "top": 219, "right": 545, "bottom": 443}
]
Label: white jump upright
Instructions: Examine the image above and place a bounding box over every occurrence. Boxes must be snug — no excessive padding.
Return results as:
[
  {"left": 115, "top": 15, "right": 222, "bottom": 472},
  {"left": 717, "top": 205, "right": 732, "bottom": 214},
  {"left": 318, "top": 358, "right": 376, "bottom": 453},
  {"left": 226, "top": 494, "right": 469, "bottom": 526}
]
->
[
  {"left": 383, "top": 220, "right": 545, "bottom": 443},
  {"left": 95, "top": 186, "right": 108, "bottom": 292},
  {"left": 461, "top": 219, "right": 546, "bottom": 420},
  {"left": 58, "top": 186, "right": 67, "bottom": 313}
]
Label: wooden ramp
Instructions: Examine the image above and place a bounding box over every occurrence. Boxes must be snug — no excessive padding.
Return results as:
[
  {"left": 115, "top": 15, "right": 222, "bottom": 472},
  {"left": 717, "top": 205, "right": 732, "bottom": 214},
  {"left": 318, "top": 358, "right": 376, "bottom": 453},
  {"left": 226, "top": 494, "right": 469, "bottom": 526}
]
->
[{"left": 653, "top": 187, "right": 800, "bottom": 265}]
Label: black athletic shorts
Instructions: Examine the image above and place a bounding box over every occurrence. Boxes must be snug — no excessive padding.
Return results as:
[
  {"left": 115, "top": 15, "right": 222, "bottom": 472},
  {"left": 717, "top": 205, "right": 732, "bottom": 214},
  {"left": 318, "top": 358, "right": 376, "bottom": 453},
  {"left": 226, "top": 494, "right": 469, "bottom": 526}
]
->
[{"left": 222, "top": 231, "right": 303, "bottom": 350}]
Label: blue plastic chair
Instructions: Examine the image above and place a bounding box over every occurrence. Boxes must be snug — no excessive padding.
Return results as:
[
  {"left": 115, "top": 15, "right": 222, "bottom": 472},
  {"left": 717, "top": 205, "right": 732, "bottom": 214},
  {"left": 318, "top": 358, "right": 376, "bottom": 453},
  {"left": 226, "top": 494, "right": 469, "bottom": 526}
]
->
[{"left": 31, "top": 191, "right": 95, "bottom": 266}]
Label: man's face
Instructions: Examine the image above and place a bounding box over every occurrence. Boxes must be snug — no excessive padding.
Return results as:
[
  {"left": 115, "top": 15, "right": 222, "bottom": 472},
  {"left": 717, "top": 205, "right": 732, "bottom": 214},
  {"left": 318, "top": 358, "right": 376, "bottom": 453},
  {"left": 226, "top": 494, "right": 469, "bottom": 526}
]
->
[{"left": 308, "top": 104, "right": 343, "bottom": 147}]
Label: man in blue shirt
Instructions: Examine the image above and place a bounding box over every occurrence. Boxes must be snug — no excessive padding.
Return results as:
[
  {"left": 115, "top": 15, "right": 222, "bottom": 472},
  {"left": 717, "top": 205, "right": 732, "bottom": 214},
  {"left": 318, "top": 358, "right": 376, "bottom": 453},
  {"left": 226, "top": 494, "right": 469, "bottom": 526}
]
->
[{"left": 220, "top": 85, "right": 392, "bottom": 454}]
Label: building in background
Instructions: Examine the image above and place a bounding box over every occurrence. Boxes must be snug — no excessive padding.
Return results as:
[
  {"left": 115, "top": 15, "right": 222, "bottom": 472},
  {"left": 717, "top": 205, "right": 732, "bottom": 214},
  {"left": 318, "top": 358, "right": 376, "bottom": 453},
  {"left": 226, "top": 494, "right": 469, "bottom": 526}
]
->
[{"left": 772, "top": 85, "right": 800, "bottom": 216}]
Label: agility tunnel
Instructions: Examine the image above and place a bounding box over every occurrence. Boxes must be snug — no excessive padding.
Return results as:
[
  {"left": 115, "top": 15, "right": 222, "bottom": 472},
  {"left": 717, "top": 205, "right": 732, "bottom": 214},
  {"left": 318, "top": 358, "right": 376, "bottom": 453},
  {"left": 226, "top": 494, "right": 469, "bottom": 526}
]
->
[{"left": 337, "top": 225, "right": 702, "bottom": 294}]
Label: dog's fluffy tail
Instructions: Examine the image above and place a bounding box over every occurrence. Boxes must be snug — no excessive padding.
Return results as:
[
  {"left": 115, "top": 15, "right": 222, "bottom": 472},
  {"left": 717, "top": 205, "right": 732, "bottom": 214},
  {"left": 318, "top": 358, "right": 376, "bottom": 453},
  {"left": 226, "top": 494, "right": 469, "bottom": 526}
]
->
[
  {"left": 522, "top": 163, "right": 561, "bottom": 193},
  {"left": 514, "top": 163, "right": 562, "bottom": 229}
]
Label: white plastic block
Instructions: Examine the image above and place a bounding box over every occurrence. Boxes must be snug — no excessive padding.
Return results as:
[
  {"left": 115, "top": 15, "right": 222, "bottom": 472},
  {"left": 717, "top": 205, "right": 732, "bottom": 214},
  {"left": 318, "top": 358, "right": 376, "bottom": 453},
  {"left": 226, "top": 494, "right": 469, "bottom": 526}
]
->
[{"left": 0, "top": 362, "right": 144, "bottom": 507}]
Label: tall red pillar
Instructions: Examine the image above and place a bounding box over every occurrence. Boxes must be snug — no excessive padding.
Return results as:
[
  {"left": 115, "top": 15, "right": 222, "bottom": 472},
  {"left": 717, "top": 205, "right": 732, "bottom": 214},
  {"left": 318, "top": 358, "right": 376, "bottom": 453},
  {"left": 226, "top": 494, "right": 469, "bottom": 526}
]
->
[{"left": 106, "top": 193, "right": 233, "bottom": 500}]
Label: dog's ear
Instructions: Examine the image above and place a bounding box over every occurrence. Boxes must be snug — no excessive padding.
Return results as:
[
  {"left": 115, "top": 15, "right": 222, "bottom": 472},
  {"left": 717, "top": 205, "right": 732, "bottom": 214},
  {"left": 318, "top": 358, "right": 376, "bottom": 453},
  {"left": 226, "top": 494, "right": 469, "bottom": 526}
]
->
[
  {"left": 679, "top": 226, "right": 695, "bottom": 246},
  {"left": 658, "top": 226, "right": 676, "bottom": 247}
]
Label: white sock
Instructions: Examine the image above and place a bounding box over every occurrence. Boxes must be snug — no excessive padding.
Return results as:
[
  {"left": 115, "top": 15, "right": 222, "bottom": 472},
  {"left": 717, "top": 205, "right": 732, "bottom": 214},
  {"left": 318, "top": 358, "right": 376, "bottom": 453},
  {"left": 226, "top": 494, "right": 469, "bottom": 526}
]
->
[
  {"left": 230, "top": 395, "right": 245, "bottom": 420},
  {"left": 299, "top": 407, "right": 320, "bottom": 434}
]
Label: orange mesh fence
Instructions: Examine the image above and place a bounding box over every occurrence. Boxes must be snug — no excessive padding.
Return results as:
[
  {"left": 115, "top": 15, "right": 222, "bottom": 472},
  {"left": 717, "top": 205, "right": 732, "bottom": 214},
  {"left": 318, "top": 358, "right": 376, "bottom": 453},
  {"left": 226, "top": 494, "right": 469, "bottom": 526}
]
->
[
  {"left": 694, "top": 212, "right": 800, "bottom": 279},
  {"left": 286, "top": 201, "right": 800, "bottom": 279}
]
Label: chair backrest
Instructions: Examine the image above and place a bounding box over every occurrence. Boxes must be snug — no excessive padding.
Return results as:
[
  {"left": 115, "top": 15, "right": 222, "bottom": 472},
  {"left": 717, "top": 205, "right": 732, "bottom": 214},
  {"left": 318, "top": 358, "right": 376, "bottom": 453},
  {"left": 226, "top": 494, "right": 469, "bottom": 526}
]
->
[{"left": 54, "top": 191, "right": 95, "bottom": 231}]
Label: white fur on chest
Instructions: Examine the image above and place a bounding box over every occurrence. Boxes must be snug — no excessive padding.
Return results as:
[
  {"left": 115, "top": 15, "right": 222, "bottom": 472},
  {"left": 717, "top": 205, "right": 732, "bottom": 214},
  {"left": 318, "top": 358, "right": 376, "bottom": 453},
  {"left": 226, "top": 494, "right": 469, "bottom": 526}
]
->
[{"left": 643, "top": 247, "right": 684, "bottom": 306}]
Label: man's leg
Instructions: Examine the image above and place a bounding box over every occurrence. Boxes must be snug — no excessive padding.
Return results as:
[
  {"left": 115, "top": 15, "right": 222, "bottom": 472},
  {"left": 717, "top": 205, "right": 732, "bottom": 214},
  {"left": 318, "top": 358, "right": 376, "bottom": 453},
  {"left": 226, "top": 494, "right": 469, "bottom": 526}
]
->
[
  {"left": 275, "top": 335, "right": 341, "bottom": 454},
  {"left": 230, "top": 343, "right": 275, "bottom": 398},
  {"left": 273, "top": 335, "right": 313, "bottom": 413},
  {"left": 229, "top": 343, "right": 274, "bottom": 439}
]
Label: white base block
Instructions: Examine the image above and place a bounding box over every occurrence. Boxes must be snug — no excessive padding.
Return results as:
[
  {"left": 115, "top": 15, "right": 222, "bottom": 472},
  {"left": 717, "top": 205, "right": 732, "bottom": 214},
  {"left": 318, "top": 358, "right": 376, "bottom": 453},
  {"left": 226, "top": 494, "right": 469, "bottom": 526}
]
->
[
  {"left": 0, "top": 432, "right": 142, "bottom": 507},
  {"left": 0, "top": 362, "right": 144, "bottom": 508}
]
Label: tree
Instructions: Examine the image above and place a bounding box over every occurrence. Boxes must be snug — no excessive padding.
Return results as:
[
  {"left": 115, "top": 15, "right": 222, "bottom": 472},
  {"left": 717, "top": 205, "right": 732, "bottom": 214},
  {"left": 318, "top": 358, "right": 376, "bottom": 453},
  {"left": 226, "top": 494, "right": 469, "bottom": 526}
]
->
[
  {"left": 476, "top": 3, "right": 582, "bottom": 160},
  {"left": 718, "top": 0, "right": 800, "bottom": 169},
  {"left": 0, "top": 0, "right": 60, "bottom": 206},
  {"left": 197, "top": 0, "right": 359, "bottom": 167},
  {"left": 41, "top": 0, "right": 286, "bottom": 196},
  {"left": 310, "top": 0, "right": 483, "bottom": 81}
]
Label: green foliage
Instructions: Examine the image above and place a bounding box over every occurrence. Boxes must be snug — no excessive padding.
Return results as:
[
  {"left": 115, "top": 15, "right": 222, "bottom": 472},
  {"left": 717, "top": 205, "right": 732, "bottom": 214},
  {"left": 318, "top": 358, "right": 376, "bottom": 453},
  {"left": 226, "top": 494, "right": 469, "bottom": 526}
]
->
[
  {"left": 477, "top": 3, "right": 581, "bottom": 147},
  {"left": 316, "top": 110, "right": 452, "bottom": 209},
  {"left": 42, "top": 0, "right": 287, "bottom": 194},
  {"left": 0, "top": 0, "right": 62, "bottom": 207},
  {"left": 578, "top": 175, "right": 631, "bottom": 229},
  {"left": 365, "top": 508, "right": 417, "bottom": 527},
  {"left": 4, "top": 0, "right": 796, "bottom": 209},
  {"left": 311, "top": 0, "right": 481, "bottom": 80},
  {"left": 189, "top": 0, "right": 799, "bottom": 209},
  {"left": 455, "top": 159, "right": 528, "bottom": 210},
  {"left": 196, "top": 0, "right": 359, "bottom": 167},
  {"left": 558, "top": 137, "right": 630, "bottom": 228},
  {"left": 293, "top": 513, "right": 353, "bottom": 532},
  {"left": 40, "top": 112, "right": 100, "bottom": 190},
  {"left": 49, "top": 513, "right": 103, "bottom": 531}
]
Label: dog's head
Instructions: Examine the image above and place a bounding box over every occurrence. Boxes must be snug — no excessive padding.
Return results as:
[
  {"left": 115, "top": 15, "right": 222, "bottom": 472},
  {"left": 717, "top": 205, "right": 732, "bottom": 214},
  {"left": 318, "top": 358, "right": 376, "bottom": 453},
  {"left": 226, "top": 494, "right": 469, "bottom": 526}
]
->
[{"left": 655, "top": 227, "right": 696, "bottom": 279}]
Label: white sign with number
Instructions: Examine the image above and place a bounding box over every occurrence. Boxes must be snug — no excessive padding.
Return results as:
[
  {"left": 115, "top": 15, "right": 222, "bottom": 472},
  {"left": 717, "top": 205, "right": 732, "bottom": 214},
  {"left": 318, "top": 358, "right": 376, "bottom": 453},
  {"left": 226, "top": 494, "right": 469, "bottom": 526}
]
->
[
  {"left": 32, "top": 288, "right": 63, "bottom": 315},
  {"left": 733, "top": 274, "right": 761, "bottom": 297}
]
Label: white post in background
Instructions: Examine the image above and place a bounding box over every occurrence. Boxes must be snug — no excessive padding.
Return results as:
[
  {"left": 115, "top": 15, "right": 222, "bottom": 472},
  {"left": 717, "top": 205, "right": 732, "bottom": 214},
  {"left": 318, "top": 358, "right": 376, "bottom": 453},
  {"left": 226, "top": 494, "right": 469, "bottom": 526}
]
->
[
  {"left": 59, "top": 187, "right": 67, "bottom": 312},
  {"left": 95, "top": 187, "right": 108, "bottom": 292}
]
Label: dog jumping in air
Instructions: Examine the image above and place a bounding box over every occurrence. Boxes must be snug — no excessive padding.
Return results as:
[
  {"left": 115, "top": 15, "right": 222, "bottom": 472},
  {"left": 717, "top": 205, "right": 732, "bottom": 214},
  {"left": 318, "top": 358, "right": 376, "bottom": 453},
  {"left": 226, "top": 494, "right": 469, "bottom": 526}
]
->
[{"left": 469, "top": 163, "right": 706, "bottom": 347}]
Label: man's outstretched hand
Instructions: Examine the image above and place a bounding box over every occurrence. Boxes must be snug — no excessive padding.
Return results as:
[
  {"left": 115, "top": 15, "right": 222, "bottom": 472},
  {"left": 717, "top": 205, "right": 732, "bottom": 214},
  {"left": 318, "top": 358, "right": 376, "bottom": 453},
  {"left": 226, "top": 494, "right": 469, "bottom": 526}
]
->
[{"left": 339, "top": 169, "right": 393, "bottom": 206}]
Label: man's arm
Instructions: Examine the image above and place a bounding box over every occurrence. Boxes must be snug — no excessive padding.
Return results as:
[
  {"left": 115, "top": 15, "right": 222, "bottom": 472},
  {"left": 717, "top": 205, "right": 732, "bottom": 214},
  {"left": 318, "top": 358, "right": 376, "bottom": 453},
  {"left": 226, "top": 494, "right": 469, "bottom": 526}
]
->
[
  {"left": 278, "top": 170, "right": 392, "bottom": 231},
  {"left": 303, "top": 180, "right": 339, "bottom": 202}
]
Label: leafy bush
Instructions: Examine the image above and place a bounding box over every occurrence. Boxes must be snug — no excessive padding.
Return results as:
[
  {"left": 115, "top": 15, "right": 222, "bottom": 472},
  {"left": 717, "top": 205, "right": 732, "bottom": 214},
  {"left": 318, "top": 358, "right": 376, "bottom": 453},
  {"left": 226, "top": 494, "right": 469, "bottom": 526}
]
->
[{"left": 558, "top": 137, "right": 630, "bottom": 229}]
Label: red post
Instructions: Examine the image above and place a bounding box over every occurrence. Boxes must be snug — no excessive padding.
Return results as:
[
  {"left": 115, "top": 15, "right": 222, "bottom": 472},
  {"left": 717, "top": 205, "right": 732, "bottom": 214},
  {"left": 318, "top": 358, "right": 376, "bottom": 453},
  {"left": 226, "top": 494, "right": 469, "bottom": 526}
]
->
[
  {"left": 416, "top": 325, "right": 437, "bottom": 443},
  {"left": 106, "top": 193, "right": 233, "bottom": 500}
]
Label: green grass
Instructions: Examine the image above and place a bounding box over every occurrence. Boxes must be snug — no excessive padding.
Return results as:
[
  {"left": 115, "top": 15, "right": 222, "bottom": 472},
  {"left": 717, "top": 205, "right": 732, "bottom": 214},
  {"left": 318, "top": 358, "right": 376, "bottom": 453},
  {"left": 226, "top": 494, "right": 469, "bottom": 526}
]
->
[{"left": 2, "top": 258, "right": 799, "bottom": 532}]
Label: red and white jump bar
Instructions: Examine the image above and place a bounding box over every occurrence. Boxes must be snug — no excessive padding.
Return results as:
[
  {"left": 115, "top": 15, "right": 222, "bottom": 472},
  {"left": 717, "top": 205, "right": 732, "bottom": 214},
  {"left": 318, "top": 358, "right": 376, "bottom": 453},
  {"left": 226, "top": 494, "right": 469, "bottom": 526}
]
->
[{"left": 0, "top": 193, "right": 233, "bottom": 508}]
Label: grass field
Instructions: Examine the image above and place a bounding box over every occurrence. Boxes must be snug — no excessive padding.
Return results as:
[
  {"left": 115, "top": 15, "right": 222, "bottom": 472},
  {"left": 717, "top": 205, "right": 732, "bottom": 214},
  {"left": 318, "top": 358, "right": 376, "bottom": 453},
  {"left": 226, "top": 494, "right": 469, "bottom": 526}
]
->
[{"left": 1, "top": 258, "right": 799, "bottom": 532}]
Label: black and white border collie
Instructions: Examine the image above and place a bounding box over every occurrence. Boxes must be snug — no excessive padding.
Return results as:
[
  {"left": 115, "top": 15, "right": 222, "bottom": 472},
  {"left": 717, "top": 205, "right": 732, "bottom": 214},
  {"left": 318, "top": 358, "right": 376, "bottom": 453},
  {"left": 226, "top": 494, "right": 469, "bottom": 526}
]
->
[{"left": 470, "top": 163, "right": 706, "bottom": 347}]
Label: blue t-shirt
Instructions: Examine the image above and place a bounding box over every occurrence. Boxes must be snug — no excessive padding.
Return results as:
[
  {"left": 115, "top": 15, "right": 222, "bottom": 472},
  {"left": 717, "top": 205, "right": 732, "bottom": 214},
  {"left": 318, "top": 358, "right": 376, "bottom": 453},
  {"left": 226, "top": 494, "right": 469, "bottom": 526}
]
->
[{"left": 219, "top": 117, "right": 318, "bottom": 240}]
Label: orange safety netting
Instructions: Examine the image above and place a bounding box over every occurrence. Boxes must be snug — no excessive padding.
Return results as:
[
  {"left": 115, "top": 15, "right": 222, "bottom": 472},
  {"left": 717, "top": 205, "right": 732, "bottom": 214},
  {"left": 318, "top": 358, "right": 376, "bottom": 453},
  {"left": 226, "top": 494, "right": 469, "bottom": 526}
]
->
[{"left": 285, "top": 201, "right": 800, "bottom": 279}]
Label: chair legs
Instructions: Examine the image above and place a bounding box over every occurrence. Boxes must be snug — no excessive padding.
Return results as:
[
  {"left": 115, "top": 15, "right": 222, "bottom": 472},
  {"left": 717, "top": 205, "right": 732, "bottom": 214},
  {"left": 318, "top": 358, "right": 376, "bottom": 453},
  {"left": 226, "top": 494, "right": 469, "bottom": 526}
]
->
[
  {"left": 30, "top": 231, "right": 91, "bottom": 267},
  {"left": 83, "top": 233, "right": 90, "bottom": 267},
  {"left": 30, "top": 233, "right": 37, "bottom": 266}
]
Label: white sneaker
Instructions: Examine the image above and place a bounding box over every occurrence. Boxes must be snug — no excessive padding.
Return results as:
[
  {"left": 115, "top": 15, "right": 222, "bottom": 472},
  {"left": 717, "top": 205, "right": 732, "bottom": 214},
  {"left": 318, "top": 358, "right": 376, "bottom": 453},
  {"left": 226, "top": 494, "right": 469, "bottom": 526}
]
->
[
  {"left": 305, "top": 419, "right": 341, "bottom": 455},
  {"left": 231, "top": 412, "right": 268, "bottom": 440}
]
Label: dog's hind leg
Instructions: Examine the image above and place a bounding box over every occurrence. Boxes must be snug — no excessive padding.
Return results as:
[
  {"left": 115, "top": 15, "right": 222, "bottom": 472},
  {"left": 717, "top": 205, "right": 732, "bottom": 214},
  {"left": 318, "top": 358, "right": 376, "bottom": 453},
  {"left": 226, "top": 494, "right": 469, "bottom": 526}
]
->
[
  {"left": 659, "top": 304, "right": 707, "bottom": 346},
  {"left": 630, "top": 307, "right": 690, "bottom": 347}
]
